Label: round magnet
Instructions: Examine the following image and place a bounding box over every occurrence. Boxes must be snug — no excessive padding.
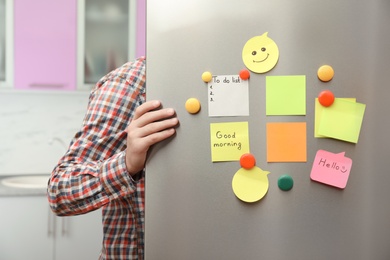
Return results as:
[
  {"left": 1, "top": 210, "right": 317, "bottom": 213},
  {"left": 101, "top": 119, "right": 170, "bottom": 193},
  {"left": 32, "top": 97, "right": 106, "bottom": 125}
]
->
[
  {"left": 202, "top": 71, "right": 212, "bottom": 83},
  {"left": 240, "top": 153, "right": 256, "bottom": 169},
  {"left": 317, "top": 65, "right": 334, "bottom": 82},
  {"left": 318, "top": 90, "right": 335, "bottom": 107},
  {"left": 185, "top": 98, "right": 201, "bottom": 114},
  {"left": 239, "top": 69, "right": 250, "bottom": 80},
  {"left": 278, "top": 174, "right": 294, "bottom": 191}
]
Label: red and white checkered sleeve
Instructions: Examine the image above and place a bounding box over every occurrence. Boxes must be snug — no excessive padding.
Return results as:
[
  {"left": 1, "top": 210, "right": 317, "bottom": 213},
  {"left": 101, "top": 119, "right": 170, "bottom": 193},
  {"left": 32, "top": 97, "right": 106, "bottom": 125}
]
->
[{"left": 47, "top": 58, "right": 146, "bottom": 216}]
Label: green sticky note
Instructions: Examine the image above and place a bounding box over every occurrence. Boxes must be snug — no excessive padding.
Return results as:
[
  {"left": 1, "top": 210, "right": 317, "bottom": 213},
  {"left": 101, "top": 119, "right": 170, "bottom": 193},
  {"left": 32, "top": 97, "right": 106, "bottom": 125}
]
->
[
  {"left": 314, "top": 98, "right": 356, "bottom": 138},
  {"left": 318, "top": 99, "right": 366, "bottom": 143},
  {"left": 266, "top": 75, "right": 306, "bottom": 115}
]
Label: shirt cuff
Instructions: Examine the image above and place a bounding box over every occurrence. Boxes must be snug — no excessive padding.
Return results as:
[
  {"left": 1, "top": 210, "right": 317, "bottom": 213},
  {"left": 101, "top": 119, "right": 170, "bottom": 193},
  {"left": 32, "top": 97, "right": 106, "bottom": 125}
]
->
[{"left": 100, "top": 150, "right": 138, "bottom": 200}]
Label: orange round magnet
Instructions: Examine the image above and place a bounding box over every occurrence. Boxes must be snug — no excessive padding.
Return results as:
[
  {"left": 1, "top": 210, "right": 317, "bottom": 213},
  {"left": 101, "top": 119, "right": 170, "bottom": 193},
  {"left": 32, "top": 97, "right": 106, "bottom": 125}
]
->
[
  {"left": 317, "top": 65, "right": 334, "bottom": 82},
  {"left": 239, "top": 69, "right": 250, "bottom": 80},
  {"left": 240, "top": 153, "right": 256, "bottom": 169},
  {"left": 202, "top": 71, "right": 212, "bottom": 83},
  {"left": 185, "top": 98, "right": 201, "bottom": 114},
  {"left": 318, "top": 90, "right": 335, "bottom": 107}
]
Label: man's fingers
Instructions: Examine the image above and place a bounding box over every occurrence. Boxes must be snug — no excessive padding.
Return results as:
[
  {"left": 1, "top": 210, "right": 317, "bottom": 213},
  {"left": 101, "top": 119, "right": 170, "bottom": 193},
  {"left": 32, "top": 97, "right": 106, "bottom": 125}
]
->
[
  {"left": 140, "top": 108, "right": 175, "bottom": 126},
  {"left": 143, "top": 128, "right": 176, "bottom": 147},
  {"left": 128, "top": 116, "right": 178, "bottom": 140},
  {"left": 133, "top": 100, "right": 161, "bottom": 120},
  {"left": 141, "top": 117, "right": 179, "bottom": 137},
  {"left": 133, "top": 107, "right": 176, "bottom": 129}
]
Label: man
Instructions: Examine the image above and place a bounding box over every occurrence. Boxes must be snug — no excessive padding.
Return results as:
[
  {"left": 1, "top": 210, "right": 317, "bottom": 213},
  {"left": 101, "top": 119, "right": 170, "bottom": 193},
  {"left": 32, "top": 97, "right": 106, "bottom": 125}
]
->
[{"left": 47, "top": 57, "right": 178, "bottom": 259}]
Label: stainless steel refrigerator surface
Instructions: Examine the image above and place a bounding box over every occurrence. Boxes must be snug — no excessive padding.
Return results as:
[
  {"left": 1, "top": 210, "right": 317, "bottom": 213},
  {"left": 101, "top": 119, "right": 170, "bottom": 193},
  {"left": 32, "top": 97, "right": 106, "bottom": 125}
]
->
[{"left": 145, "top": 1, "right": 390, "bottom": 259}]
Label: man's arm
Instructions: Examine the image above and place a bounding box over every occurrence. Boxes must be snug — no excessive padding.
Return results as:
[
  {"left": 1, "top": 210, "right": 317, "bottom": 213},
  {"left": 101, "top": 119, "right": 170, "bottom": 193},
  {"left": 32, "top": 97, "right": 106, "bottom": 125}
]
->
[{"left": 47, "top": 59, "right": 178, "bottom": 216}]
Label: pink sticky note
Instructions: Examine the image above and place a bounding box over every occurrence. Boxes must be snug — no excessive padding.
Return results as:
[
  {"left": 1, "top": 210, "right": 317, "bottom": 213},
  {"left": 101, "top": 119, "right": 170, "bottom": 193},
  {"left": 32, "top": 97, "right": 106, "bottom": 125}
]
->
[{"left": 310, "top": 150, "right": 352, "bottom": 189}]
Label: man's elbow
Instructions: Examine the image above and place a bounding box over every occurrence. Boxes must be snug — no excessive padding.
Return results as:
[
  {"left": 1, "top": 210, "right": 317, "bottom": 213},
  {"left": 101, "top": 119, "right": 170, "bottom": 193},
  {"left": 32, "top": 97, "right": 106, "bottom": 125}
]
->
[{"left": 47, "top": 179, "right": 69, "bottom": 216}]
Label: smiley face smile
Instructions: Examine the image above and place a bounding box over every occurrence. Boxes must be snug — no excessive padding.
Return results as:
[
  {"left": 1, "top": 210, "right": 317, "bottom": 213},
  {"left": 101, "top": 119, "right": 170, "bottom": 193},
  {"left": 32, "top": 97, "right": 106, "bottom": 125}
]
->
[{"left": 253, "top": 53, "right": 269, "bottom": 63}]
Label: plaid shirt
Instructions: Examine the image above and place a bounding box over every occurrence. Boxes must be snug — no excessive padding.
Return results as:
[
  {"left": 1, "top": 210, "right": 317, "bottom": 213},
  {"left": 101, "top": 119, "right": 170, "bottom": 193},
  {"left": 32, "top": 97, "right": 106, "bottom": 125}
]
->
[{"left": 48, "top": 57, "right": 146, "bottom": 259}]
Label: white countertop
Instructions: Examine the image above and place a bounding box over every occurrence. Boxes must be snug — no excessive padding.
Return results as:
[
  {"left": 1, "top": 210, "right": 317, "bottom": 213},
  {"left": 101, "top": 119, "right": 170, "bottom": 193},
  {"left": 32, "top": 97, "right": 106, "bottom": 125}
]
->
[{"left": 0, "top": 174, "right": 49, "bottom": 196}]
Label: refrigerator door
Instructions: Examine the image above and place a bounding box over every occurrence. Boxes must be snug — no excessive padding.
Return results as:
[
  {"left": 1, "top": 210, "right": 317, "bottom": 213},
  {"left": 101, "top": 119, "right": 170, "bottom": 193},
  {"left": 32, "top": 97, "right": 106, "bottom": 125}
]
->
[{"left": 145, "top": 1, "right": 390, "bottom": 259}]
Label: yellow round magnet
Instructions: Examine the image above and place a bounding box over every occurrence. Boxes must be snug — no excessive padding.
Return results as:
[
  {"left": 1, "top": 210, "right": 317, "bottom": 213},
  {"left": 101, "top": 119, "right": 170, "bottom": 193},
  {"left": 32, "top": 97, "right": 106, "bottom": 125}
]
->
[
  {"left": 317, "top": 65, "right": 334, "bottom": 82},
  {"left": 185, "top": 98, "right": 201, "bottom": 114},
  {"left": 232, "top": 166, "right": 270, "bottom": 203},
  {"left": 202, "top": 71, "right": 212, "bottom": 83}
]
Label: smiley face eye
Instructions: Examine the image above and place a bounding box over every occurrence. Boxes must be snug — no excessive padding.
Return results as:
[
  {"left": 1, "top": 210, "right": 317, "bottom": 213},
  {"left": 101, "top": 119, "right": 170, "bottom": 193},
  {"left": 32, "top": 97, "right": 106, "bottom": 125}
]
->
[
  {"left": 252, "top": 51, "right": 257, "bottom": 55},
  {"left": 261, "top": 47, "right": 266, "bottom": 52}
]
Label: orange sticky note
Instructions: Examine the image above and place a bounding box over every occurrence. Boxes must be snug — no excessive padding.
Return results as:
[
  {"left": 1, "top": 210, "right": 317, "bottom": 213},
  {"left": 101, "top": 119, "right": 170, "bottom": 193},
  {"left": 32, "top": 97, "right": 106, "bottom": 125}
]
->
[{"left": 266, "top": 122, "right": 307, "bottom": 162}]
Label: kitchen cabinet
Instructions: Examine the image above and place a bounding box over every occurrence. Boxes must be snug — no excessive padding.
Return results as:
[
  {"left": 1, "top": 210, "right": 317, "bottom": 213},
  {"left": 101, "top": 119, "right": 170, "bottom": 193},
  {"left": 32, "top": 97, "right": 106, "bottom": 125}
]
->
[
  {"left": 53, "top": 208, "right": 103, "bottom": 260},
  {"left": 1, "top": 0, "right": 144, "bottom": 90},
  {"left": 13, "top": 0, "right": 77, "bottom": 90},
  {"left": 77, "top": 0, "right": 138, "bottom": 90},
  {"left": 0, "top": 0, "right": 13, "bottom": 88},
  {"left": 0, "top": 196, "right": 103, "bottom": 260}
]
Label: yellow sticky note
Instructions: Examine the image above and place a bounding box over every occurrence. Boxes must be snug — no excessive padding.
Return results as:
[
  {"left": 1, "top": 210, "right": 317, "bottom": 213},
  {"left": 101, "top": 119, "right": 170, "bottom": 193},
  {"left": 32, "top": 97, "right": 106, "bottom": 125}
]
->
[
  {"left": 266, "top": 75, "right": 306, "bottom": 115},
  {"left": 266, "top": 122, "right": 307, "bottom": 162},
  {"left": 318, "top": 99, "right": 366, "bottom": 143},
  {"left": 210, "top": 122, "right": 250, "bottom": 162},
  {"left": 315, "top": 98, "right": 356, "bottom": 138},
  {"left": 242, "top": 32, "right": 279, "bottom": 74},
  {"left": 232, "top": 166, "right": 270, "bottom": 203}
]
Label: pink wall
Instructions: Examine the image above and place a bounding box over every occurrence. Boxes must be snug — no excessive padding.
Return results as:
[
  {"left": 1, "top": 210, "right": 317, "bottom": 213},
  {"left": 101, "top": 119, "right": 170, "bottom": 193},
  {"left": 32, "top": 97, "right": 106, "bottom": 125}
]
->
[
  {"left": 136, "top": 0, "right": 146, "bottom": 58},
  {"left": 13, "top": 0, "right": 145, "bottom": 90},
  {"left": 14, "top": 0, "right": 77, "bottom": 90}
]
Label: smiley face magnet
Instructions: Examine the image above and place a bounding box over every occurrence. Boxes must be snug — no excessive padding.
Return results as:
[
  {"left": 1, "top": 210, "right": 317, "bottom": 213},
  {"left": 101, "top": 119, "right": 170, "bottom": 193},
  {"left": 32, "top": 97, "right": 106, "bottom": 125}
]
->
[{"left": 242, "top": 32, "right": 279, "bottom": 73}]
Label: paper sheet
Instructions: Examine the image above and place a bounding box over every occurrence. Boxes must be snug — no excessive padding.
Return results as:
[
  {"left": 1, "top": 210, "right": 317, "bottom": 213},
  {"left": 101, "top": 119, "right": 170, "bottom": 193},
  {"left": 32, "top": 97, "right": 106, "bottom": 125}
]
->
[
  {"left": 210, "top": 122, "right": 250, "bottom": 162},
  {"left": 314, "top": 98, "right": 356, "bottom": 138},
  {"left": 266, "top": 75, "right": 306, "bottom": 115},
  {"left": 310, "top": 150, "right": 353, "bottom": 189},
  {"left": 266, "top": 122, "right": 307, "bottom": 162},
  {"left": 317, "top": 98, "right": 366, "bottom": 143},
  {"left": 208, "top": 75, "right": 249, "bottom": 117},
  {"left": 232, "top": 166, "right": 270, "bottom": 202}
]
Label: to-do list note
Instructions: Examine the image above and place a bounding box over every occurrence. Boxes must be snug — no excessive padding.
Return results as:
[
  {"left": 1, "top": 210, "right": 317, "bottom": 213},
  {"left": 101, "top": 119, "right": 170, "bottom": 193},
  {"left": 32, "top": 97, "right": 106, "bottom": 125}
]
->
[{"left": 208, "top": 75, "right": 249, "bottom": 117}]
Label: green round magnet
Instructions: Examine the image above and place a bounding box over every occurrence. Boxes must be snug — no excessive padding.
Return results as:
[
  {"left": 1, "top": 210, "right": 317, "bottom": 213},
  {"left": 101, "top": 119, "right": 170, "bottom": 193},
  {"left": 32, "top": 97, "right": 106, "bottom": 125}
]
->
[{"left": 278, "top": 175, "right": 294, "bottom": 191}]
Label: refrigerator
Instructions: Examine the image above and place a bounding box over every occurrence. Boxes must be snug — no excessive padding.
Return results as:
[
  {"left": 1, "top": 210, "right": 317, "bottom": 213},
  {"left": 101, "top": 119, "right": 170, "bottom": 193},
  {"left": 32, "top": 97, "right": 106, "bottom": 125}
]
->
[{"left": 145, "top": 1, "right": 390, "bottom": 259}]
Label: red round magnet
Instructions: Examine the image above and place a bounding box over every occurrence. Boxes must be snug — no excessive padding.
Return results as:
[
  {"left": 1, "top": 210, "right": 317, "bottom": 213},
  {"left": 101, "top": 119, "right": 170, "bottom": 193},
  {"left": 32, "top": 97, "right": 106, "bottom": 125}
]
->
[
  {"left": 240, "top": 153, "right": 256, "bottom": 169},
  {"left": 239, "top": 69, "right": 250, "bottom": 80},
  {"left": 318, "top": 90, "right": 335, "bottom": 107}
]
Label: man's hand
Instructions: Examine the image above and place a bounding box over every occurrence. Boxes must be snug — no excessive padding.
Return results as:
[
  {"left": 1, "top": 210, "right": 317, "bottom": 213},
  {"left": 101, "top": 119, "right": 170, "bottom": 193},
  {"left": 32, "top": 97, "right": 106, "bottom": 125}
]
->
[{"left": 125, "top": 100, "right": 179, "bottom": 175}]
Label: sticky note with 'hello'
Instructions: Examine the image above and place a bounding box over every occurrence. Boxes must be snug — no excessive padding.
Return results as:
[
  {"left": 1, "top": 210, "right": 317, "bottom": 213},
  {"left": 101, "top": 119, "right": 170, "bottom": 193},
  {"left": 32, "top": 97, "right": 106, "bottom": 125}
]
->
[{"left": 310, "top": 150, "right": 352, "bottom": 189}]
